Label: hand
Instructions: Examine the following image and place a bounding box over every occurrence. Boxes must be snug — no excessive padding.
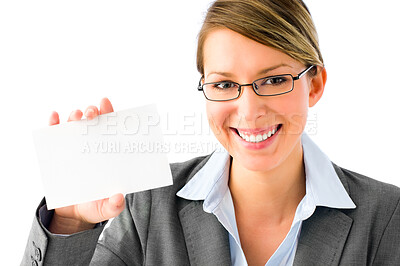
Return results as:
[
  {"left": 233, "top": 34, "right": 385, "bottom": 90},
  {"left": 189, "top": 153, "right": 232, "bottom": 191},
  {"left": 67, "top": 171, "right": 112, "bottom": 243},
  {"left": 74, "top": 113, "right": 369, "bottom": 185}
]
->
[{"left": 48, "top": 97, "right": 126, "bottom": 234}]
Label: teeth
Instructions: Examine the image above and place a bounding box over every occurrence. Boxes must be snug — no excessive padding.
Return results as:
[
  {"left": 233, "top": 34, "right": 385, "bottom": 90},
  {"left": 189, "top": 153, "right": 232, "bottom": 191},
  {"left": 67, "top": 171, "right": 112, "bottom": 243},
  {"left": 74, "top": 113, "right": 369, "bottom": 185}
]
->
[{"left": 237, "top": 126, "right": 280, "bottom": 143}]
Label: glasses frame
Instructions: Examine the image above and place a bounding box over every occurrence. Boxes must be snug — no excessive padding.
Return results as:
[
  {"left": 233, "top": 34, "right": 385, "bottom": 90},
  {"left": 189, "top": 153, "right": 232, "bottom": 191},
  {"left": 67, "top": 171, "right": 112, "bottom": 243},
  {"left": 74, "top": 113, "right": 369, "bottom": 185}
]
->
[{"left": 197, "top": 65, "right": 315, "bottom": 102}]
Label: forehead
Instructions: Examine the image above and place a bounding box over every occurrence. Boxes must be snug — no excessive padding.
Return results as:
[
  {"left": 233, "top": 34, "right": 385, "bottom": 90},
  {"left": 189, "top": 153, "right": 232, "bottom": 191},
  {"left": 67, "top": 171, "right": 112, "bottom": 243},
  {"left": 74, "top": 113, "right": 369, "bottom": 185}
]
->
[{"left": 203, "top": 28, "right": 300, "bottom": 78}]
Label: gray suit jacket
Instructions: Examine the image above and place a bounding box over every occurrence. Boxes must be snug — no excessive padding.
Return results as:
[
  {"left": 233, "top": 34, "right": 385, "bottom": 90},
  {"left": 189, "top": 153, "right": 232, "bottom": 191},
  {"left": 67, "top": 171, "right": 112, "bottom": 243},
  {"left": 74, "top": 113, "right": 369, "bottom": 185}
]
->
[{"left": 22, "top": 154, "right": 400, "bottom": 265}]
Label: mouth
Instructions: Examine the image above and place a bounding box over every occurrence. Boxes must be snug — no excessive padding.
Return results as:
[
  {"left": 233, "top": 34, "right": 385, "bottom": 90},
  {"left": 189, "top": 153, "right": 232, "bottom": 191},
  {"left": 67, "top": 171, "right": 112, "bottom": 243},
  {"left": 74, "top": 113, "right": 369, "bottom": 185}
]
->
[{"left": 231, "top": 124, "right": 282, "bottom": 143}]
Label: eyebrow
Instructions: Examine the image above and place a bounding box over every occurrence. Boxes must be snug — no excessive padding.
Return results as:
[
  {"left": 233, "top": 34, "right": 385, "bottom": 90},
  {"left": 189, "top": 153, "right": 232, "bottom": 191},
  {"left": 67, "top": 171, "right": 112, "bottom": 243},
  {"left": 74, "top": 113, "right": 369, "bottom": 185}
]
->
[{"left": 206, "top": 63, "right": 293, "bottom": 79}]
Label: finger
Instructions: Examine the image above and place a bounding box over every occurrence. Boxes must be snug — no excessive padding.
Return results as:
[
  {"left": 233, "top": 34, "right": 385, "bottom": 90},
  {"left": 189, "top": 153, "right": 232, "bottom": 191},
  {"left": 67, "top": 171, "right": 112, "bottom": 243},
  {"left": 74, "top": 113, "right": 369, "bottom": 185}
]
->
[
  {"left": 101, "top": 193, "right": 125, "bottom": 220},
  {"left": 84, "top": 105, "right": 99, "bottom": 120},
  {"left": 49, "top": 111, "right": 60, "bottom": 126},
  {"left": 99, "top": 97, "right": 114, "bottom": 115},
  {"left": 67, "top": 110, "right": 83, "bottom": 122}
]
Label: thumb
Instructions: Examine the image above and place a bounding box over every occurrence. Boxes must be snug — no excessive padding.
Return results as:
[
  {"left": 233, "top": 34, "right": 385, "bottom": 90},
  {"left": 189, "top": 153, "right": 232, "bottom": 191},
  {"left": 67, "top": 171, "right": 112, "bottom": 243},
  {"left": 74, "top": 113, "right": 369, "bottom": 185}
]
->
[{"left": 101, "top": 193, "right": 125, "bottom": 220}]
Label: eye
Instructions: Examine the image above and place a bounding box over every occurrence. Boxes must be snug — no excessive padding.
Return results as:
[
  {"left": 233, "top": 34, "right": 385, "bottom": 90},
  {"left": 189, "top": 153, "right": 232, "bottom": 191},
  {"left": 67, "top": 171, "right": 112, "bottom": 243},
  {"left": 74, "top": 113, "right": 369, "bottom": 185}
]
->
[
  {"left": 261, "top": 76, "right": 289, "bottom": 86},
  {"left": 213, "top": 82, "right": 236, "bottom": 90}
]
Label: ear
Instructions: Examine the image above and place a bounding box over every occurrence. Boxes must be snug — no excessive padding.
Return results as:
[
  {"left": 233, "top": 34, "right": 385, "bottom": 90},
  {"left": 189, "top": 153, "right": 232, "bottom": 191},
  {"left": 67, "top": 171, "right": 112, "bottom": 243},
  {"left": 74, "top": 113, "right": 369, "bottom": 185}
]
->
[{"left": 308, "top": 66, "right": 327, "bottom": 107}]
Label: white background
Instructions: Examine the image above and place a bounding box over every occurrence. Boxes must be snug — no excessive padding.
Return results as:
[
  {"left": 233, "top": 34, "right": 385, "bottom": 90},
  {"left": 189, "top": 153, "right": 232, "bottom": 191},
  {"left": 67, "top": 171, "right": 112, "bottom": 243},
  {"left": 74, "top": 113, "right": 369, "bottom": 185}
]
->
[{"left": 0, "top": 0, "right": 399, "bottom": 263}]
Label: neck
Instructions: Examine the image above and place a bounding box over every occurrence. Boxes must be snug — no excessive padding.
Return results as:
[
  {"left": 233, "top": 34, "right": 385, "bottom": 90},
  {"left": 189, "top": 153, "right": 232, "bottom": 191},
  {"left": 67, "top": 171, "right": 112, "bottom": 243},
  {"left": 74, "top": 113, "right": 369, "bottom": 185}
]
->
[{"left": 229, "top": 139, "right": 306, "bottom": 226}]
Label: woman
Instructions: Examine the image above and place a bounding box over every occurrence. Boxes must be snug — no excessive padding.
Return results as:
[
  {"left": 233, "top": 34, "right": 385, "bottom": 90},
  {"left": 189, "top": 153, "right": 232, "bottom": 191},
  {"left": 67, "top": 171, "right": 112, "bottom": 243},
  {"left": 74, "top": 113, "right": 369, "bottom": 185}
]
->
[{"left": 23, "top": 0, "right": 400, "bottom": 265}]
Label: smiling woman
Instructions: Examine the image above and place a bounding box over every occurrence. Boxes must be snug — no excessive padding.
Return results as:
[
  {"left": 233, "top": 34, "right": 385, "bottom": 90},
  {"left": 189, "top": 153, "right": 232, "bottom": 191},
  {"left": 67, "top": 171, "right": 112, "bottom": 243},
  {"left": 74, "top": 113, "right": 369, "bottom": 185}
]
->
[
  {"left": 203, "top": 28, "right": 323, "bottom": 172},
  {"left": 21, "top": 0, "right": 400, "bottom": 265}
]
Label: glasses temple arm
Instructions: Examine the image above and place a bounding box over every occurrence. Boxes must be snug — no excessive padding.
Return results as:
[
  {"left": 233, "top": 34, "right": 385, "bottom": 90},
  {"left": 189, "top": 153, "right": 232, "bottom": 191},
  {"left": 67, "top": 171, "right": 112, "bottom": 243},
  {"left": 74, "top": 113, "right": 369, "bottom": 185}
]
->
[
  {"left": 294, "top": 65, "right": 315, "bottom": 80},
  {"left": 197, "top": 76, "right": 204, "bottom": 91}
]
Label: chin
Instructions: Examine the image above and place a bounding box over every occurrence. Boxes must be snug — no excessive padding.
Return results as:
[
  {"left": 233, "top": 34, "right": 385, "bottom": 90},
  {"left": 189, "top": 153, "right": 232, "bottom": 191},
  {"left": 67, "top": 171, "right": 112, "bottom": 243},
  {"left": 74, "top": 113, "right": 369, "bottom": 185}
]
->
[{"left": 232, "top": 151, "right": 282, "bottom": 173}]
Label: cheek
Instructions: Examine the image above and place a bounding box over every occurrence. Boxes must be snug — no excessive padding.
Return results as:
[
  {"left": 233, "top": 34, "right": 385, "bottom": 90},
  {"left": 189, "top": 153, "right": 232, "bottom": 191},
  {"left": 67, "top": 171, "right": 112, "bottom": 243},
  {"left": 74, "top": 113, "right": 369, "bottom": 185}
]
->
[
  {"left": 206, "top": 102, "right": 233, "bottom": 141},
  {"left": 277, "top": 86, "right": 309, "bottom": 135}
]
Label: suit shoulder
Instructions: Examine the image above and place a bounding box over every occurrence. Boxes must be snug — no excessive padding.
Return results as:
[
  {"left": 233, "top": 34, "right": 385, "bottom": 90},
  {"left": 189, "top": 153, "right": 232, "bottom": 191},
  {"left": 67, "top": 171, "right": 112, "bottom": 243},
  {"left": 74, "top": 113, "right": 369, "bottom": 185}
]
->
[
  {"left": 334, "top": 163, "right": 400, "bottom": 211},
  {"left": 169, "top": 154, "right": 212, "bottom": 188}
]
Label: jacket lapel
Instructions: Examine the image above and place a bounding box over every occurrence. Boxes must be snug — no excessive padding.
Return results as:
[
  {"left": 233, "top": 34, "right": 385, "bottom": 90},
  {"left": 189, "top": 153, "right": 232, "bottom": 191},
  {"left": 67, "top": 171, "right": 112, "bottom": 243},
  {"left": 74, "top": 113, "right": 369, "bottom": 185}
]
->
[
  {"left": 293, "top": 207, "right": 353, "bottom": 265},
  {"left": 179, "top": 200, "right": 232, "bottom": 266}
]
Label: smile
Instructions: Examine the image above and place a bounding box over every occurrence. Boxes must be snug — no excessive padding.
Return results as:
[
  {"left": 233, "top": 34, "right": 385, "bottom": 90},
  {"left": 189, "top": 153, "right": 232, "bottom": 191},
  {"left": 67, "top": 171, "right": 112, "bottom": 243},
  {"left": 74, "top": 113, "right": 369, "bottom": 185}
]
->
[{"left": 235, "top": 124, "right": 282, "bottom": 143}]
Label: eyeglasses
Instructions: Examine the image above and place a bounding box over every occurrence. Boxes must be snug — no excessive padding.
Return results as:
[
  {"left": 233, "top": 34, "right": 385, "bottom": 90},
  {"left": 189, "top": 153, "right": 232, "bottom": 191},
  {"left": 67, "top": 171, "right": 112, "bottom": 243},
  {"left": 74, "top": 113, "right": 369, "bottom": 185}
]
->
[{"left": 197, "top": 65, "right": 315, "bottom": 101}]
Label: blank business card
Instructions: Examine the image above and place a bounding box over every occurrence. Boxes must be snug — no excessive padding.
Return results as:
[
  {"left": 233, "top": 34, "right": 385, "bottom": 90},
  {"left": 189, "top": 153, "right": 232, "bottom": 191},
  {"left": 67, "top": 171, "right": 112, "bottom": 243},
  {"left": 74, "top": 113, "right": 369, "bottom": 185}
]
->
[{"left": 32, "top": 104, "right": 173, "bottom": 209}]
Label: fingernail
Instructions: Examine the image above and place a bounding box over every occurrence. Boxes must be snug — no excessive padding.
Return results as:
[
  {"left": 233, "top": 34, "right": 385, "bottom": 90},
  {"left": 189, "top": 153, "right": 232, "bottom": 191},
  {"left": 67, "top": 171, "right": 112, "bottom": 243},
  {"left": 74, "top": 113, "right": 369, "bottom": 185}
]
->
[{"left": 85, "top": 109, "right": 94, "bottom": 117}]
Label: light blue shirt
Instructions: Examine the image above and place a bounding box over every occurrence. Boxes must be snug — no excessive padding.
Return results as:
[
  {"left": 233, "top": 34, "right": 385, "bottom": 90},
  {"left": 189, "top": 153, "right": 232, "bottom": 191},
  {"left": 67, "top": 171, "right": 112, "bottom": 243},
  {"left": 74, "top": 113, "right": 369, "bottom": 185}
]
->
[{"left": 176, "top": 133, "right": 356, "bottom": 266}]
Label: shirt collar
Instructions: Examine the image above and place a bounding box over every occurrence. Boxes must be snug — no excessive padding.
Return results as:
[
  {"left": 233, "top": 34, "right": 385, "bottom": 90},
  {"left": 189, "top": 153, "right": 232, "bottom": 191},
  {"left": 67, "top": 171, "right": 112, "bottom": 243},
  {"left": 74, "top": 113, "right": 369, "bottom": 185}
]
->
[
  {"left": 176, "top": 133, "right": 356, "bottom": 211},
  {"left": 176, "top": 144, "right": 230, "bottom": 212},
  {"left": 301, "top": 133, "right": 355, "bottom": 209}
]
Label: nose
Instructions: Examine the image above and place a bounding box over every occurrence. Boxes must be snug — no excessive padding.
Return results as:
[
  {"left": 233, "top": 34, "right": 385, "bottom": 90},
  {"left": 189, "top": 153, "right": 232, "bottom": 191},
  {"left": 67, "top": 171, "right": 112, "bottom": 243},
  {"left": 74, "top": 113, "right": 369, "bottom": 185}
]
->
[{"left": 236, "top": 84, "right": 267, "bottom": 122}]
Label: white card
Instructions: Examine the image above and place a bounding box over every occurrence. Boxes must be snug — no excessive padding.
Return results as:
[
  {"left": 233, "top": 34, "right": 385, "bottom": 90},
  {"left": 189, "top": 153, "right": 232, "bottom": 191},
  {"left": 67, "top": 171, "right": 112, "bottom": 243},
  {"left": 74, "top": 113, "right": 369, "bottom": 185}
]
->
[{"left": 32, "top": 104, "right": 173, "bottom": 209}]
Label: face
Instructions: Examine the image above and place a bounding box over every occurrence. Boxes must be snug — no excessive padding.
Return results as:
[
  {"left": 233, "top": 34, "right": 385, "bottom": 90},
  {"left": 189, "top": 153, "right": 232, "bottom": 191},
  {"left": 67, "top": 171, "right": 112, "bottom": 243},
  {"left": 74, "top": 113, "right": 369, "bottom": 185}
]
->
[{"left": 203, "top": 28, "right": 324, "bottom": 173}]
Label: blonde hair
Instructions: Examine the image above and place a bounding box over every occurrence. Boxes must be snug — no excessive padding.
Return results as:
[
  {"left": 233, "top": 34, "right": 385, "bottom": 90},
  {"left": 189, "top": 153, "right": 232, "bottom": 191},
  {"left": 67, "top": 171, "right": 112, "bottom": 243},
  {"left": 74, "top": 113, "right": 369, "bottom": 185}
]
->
[{"left": 196, "top": 0, "right": 324, "bottom": 75}]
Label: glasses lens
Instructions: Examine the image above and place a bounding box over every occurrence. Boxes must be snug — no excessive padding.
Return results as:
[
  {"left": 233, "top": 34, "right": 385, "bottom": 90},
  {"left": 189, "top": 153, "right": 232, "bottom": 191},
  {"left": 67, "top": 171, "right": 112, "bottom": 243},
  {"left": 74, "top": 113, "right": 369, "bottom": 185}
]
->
[
  {"left": 254, "top": 74, "right": 293, "bottom": 96},
  {"left": 203, "top": 82, "right": 239, "bottom": 101}
]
